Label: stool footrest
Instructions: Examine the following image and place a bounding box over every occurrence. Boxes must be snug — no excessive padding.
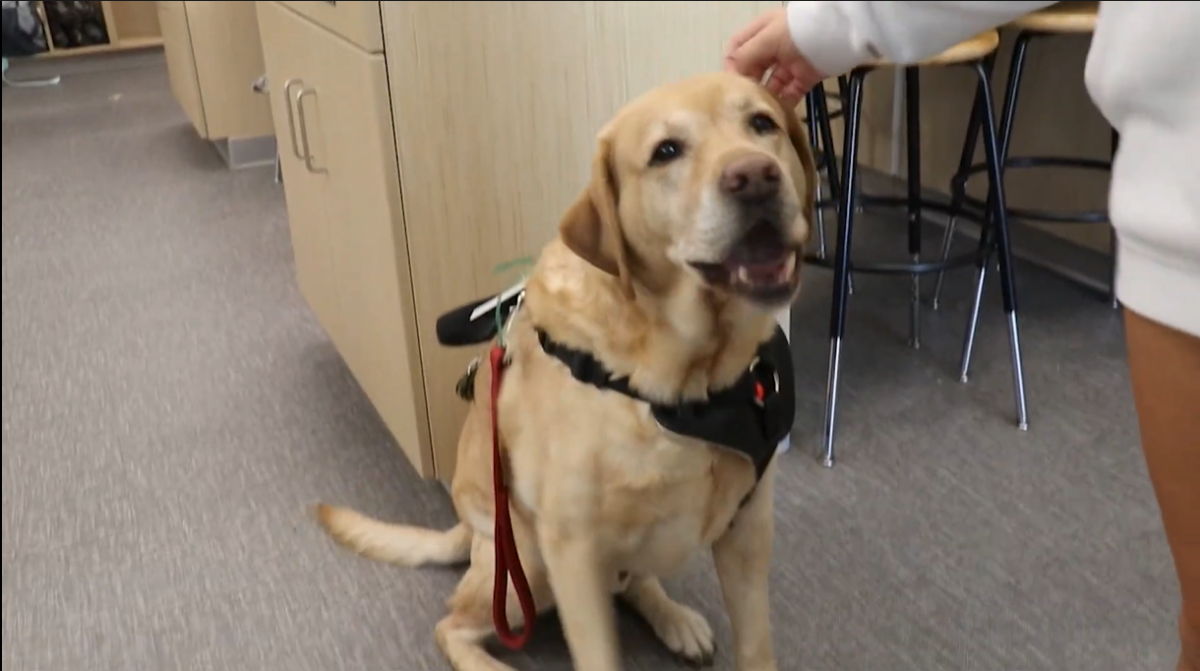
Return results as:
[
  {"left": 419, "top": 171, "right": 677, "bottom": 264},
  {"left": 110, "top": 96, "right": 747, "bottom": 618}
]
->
[
  {"left": 953, "top": 155, "right": 1111, "bottom": 225},
  {"left": 815, "top": 194, "right": 985, "bottom": 219},
  {"left": 807, "top": 194, "right": 988, "bottom": 275},
  {"left": 805, "top": 250, "right": 984, "bottom": 276}
]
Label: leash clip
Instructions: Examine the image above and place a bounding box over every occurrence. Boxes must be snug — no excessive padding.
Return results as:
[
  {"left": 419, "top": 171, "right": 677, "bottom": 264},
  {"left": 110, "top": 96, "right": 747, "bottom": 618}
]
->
[{"left": 503, "top": 290, "right": 525, "bottom": 340}]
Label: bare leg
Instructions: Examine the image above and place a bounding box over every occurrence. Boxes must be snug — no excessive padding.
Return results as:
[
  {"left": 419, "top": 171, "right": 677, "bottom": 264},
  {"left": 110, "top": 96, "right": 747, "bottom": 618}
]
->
[{"left": 1124, "top": 310, "right": 1200, "bottom": 671}]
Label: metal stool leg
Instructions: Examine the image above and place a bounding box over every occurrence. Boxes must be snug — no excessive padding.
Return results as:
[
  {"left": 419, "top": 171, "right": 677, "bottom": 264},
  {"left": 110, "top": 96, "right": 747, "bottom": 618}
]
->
[
  {"left": 837, "top": 76, "right": 862, "bottom": 216},
  {"left": 805, "top": 92, "right": 828, "bottom": 259},
  {"left": 812, "top": 83, "right": 855, "bottom": 296},
  {"left": 836, "top": 78, "right": 857, "bottom": 296},
  {"left": 930, "top": 55, "right": 992, "bottom": 311},
  {"left": 959, "top": 35, "right": 1030, "bottom": 383},
  {"left": 934, "top": 42, "right": 1020, "bottom": 311},
  {"left": 905, "top": 67, "right": 923, "bottom": 348},
  {"left": 820, "top": 69, "right": 867, "bottom": 468},
  {"left": 813, "top": 83, "right": 842, "bottom": 201},
  {"left": 959, "top": 220, "right": 994, "bottom": 382},
  {"left": 963, "top": 61, "right": 1030, "bottom": 430},
  {"left": 959, "top": 66, "right": 1000, "bottom": 384}
]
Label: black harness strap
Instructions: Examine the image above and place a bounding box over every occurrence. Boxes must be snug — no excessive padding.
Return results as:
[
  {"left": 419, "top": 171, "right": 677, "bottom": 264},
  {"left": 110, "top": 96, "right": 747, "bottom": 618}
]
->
[
  {"left": 434, "top": 288, "right": 796, "bottom": 484},
  {"left": 536, "top": 325, "right": 795, "bottom": 482}
]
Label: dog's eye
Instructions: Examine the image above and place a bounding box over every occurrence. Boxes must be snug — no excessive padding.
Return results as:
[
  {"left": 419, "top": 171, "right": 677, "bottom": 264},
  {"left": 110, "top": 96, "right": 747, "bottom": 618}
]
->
[
  {"left": 749, "top": 112, "right": 779, "bottom": 135},
  {"left": 649, "top": 139, "right": 684, "bottom": 167}
]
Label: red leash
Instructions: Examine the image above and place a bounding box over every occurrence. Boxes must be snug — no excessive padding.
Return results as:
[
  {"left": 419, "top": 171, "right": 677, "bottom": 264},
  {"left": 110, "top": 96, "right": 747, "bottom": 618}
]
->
[{"left": 488, "top": 345, "right": 537, "bottom": 650}]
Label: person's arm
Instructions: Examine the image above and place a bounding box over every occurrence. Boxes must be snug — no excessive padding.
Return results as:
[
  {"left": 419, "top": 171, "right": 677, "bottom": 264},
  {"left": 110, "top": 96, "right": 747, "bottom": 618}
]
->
[{"left": 787, "top": 1, "right": 1057, "bottom": 77}]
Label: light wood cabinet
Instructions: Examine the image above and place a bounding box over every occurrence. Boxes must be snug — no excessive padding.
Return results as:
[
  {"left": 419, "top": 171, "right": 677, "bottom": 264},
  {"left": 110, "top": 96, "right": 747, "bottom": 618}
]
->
[
  {"left": 158, "top": 1, "right": 275, "bottom": 167},
  {"left": 256, "top": 0, "right": 779, "bottom": 482}
]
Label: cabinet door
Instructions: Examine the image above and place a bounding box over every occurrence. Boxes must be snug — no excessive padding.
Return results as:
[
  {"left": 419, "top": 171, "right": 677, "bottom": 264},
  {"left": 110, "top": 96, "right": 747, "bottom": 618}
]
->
[
  {"left": 256, "top": 1, "right": 343, "bottom": 347},
  {"left": 157, "top": 1, "right": 207, "bottom": 137},
  {"left": 305, "top": 14, "right": 432, "bottom": 477},
  {"left": 260, "top": 1, "right": 432, "bottom": 477}
]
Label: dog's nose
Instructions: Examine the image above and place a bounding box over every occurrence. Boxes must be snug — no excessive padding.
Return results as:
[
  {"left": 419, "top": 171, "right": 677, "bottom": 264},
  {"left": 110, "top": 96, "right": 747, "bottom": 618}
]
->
[{"left": 719, "top": 155, "right": 781, "bottom": 201}]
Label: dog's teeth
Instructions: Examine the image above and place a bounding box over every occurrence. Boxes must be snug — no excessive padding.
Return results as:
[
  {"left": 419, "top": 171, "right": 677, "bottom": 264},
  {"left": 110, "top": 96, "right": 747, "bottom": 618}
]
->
[
  {"left": 736, "top": 265, "right": 752, "bottom": 285},
  {"left": 782, "top": 252, "right": 797, "bottom": 281}
]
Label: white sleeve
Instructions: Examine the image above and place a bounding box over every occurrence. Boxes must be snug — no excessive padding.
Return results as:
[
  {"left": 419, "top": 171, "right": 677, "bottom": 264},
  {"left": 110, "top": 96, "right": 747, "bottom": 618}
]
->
[{"left": 786, "top": 1, "right": 1057, "bottom": 77}]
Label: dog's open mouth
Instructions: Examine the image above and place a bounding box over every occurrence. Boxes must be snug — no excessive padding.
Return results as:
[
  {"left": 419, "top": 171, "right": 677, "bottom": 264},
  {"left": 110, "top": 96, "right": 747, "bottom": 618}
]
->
[{"left": 689, "top": 222, "right": 801, "bottom": 304}]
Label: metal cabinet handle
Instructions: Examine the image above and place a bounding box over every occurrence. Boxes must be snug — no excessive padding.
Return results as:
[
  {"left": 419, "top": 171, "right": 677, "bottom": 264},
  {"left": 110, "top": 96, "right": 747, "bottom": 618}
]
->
[
  {"left": 282, "top": 78, "right": 305, "bottom": 161},
  {"left": 294, "top": 87, "right": 327, "bottom": 175}
]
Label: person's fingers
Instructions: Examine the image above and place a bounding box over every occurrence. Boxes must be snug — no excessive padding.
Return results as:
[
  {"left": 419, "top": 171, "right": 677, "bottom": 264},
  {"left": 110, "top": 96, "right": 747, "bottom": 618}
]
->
[
  {"left": 723, "top": 10, "right": 781, "bottom": 76},
  {"left": 720, "top": 34, "right": 768, "bottom": 76},
  {"left": 798, "top": 66, "right": 828, "bottom": 98},
  {"left": 724, "top": 34, "right": 771, "bottom": 79},
  {"left": 723, "top": 12, "right": 773, "bottom": 56},
  {"left": 777, "top": 79, "right": 806, "bottom": 108},
  {"left": 722, "top": 54, "right": 753, "bottom": 75},
  {"left": 724, "top": 56, "right": 764, "bottom": 78},
  {"left": 765, "top": 65, "right": 796, "bottom": 93}
]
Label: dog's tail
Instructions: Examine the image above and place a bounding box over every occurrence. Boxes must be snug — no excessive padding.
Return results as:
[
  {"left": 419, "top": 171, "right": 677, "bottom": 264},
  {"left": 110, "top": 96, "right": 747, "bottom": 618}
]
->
[{"left": 315, "top": 503, "right": 472, "bottom": 567}]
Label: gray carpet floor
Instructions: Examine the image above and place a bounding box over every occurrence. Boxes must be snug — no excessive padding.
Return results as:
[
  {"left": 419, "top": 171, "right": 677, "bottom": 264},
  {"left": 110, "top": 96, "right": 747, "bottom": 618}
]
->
[{"left": 1, "top": 55, "right": 1180, "bottom": 671}]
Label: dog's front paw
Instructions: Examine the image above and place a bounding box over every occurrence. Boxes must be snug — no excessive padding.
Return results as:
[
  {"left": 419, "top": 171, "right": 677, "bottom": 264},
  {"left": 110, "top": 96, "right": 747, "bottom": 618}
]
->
[{"left": 647, "top": 602, "right": 716, "bottom": 667}]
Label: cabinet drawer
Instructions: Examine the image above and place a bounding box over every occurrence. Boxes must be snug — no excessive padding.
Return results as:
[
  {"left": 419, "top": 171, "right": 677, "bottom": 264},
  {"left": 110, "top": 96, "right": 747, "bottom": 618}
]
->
[{"left": 276, "top": 0, "right": 382, "bottom": 53}]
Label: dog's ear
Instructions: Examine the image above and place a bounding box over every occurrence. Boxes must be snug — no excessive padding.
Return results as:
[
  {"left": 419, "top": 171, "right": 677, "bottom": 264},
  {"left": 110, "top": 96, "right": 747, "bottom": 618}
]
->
[
  {"left": 559, "top": 136, "right": 635, "bottom": 299},
  {"left": 782, "top": 101, "right": 819, "bottom": 240}
]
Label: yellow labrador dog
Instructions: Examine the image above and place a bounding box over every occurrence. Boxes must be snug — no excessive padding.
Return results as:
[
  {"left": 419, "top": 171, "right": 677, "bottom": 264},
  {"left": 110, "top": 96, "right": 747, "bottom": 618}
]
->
[{"left": 317, "top": 71, "right": 816, "bottom": 671}]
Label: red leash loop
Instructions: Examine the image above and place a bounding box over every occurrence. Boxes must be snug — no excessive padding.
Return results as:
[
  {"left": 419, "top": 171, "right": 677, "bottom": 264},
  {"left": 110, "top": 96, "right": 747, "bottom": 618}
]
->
[{"left": 488, "top": 345, "right": 537, "bottom": 650}]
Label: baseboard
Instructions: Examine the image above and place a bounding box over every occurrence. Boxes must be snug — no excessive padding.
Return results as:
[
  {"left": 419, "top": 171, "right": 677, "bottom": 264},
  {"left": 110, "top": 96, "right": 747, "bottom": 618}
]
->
[
  {"left": 7, "top": 48, "right": 165, "bottom": 79},
  {"left": 211, "top": 135, "right": 278, "bottom": 171}
]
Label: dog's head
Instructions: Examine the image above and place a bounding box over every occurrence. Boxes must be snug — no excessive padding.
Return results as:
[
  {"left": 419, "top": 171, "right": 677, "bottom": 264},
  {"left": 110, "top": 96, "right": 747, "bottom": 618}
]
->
[{"left": 560, "top": 72, "right": 817, "bottom": 311}]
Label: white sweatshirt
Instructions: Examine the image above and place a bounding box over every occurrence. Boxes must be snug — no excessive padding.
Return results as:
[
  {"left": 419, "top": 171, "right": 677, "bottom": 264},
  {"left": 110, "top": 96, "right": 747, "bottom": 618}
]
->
[{"left": 787, "top": 1, "right": 1200, "bottom": 338}]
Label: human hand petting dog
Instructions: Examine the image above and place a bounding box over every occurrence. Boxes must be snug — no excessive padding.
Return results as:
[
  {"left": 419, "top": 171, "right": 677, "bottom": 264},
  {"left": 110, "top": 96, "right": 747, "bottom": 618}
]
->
[{"left": 722, "top": 8, "right": 827, "bottom": 106}]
